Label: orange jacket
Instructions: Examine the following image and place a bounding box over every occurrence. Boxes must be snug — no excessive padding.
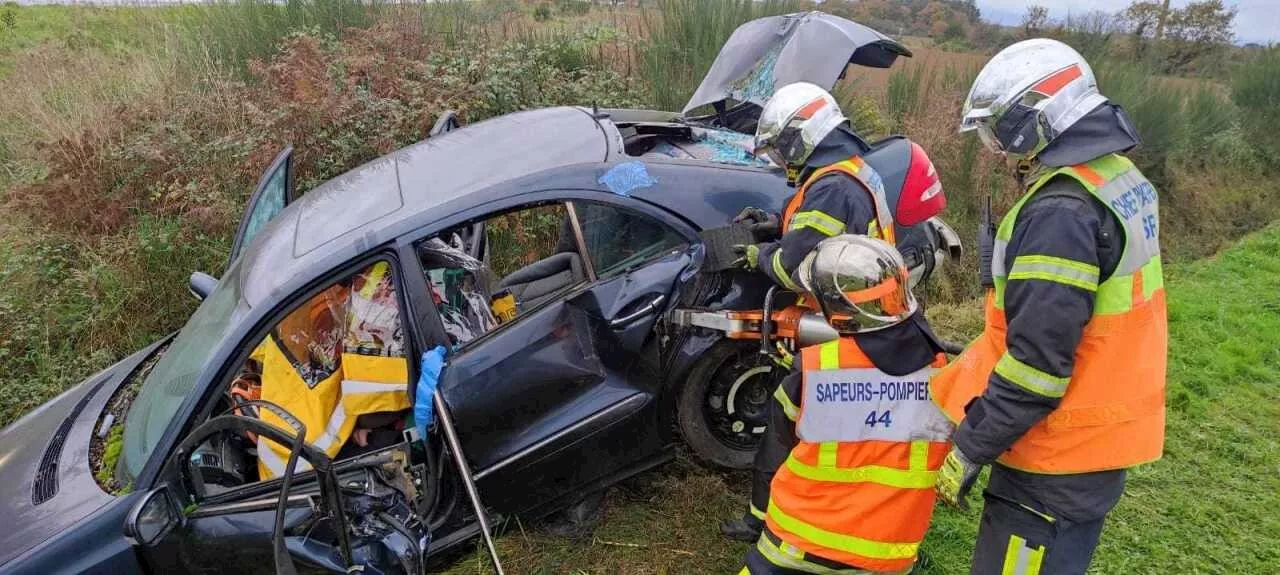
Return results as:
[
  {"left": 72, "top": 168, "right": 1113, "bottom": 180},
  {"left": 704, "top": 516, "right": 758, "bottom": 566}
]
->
[
  {"left": 929, "top": 155, "right": 1166, "bottom": 474},
  {"left": 766, "top": 338, "right": 949, "bottom": 572}
]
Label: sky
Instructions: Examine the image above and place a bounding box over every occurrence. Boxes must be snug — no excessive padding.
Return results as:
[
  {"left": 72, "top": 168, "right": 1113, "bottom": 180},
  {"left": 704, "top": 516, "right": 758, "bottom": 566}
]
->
[{"left": 977, "top": 0, "right": 1280, "bottom": 45}]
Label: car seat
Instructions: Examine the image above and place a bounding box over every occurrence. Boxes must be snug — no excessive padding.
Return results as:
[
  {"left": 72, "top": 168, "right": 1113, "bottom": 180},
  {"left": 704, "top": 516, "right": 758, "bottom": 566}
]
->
[{"left": 498, "top": 252, "right": 585, "bottom": 310}]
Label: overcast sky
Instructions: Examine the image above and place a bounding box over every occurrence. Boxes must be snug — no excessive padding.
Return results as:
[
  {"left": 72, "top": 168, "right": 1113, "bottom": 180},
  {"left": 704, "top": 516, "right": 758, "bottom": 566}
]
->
[{"left": 977, "top": 0, "right": 1280, "bottom": 44}]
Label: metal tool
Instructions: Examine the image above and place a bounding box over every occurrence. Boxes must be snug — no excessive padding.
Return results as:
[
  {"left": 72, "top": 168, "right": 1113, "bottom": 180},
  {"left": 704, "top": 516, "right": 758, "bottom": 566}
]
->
[{"left": 433, "top": 391, "right": 505, "bottom": 575}]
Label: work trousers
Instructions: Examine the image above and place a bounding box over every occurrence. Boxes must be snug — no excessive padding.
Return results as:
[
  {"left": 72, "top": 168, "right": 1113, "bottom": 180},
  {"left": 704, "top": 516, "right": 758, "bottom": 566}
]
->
[{"left": 971, "top": 465, "right": 1114, "bottom": 575}]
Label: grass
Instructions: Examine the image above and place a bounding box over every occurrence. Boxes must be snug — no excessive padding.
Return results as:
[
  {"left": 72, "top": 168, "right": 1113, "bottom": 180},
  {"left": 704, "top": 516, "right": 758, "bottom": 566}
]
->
[{"left": 440, "top": 224, "right": 1280, "bottom": 574}]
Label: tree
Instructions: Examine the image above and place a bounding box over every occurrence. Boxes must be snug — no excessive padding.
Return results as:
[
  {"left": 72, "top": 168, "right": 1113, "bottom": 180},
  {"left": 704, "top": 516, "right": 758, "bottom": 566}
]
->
[
  {"left": 1123, "top": 0, "right": 1236, "bottom": 73},
  {"left": 1021, "top": 5, "right": 1049, "bottom": 37},
  {"left": 1162, "top": 0, "right": 1236, "bottom": 72}
]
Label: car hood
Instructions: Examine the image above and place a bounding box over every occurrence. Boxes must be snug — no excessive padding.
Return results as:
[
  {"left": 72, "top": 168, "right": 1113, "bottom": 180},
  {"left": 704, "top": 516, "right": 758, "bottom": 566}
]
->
[
  {"left": 0, "top": 341, "right": 163, "bottom": 566},
  {"left": 682, "top": 11, "right": 911, "bottom": 115}
]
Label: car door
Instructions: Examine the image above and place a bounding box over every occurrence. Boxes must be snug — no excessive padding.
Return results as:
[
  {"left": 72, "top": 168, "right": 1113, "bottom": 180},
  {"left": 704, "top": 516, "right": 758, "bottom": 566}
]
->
[
  {"left": 229, "top": 146, "right": 296, "bottom": 267},
  {"left": 426, "top": 195, "right": 697, "bottom": 513}
]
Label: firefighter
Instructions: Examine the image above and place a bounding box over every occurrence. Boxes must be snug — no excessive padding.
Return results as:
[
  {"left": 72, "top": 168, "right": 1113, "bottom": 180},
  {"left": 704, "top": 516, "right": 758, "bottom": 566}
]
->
[
  {"left": 739, "top": 235, "right": 952, "bottom": 574},
  {"left": 930, "top": 39, "right": 1166, "bottom": 574},
  {"left": 722, "top": 81, "right": 900, "bottom": 542},
  {"left": 733, "top": 81, "right": 897, "bottom": 287}
]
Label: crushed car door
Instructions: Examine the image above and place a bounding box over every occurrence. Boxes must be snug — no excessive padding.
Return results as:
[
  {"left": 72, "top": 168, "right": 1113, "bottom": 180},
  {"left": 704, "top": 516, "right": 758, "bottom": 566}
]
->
[
  {"left": 132, "top": 411, "right": 428, "bottom": 574},
  {"left": 229, "top": 146, "right": 296, "bottom": 267},
  {"left": 433, "top": 197, "right": 696, "bottom": 514}
]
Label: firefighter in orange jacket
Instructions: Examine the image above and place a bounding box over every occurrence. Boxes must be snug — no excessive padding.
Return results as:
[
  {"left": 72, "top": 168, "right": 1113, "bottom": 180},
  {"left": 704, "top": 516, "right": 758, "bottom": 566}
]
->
[
  {"left": 930, "top": 39, "right": 1166, "bottom": 574},
  {"left": 741, "top": 235, "right": 952, "bottom": 574},
  {"left": 722, "top": 82, "right": 901, "bottom": 544}
]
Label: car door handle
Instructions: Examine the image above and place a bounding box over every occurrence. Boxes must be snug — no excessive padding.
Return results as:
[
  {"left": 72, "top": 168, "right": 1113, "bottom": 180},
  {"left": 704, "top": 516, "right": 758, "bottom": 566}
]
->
[{"left": 609, "top": 294, "right": 666, "bottom": 328}]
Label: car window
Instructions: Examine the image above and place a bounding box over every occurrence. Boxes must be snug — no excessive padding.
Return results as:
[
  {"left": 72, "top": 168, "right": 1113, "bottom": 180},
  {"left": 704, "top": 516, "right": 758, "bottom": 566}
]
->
[
  {"left": 419, "top": 203, "right": 582, "bottom": 349},
  {"left": 572, "top": 201, "right": 687, "bottom": 278},
  {"left": 189, "top": 260, "right": 410, "bottom": 491}
]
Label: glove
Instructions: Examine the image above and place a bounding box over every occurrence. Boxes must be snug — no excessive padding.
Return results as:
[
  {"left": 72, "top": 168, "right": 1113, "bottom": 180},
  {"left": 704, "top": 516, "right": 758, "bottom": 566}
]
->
[
  {"left": 413, "top": 346, "right": 448, "bottom": 443},
  {"left": 936, "top": 446, "right": 982, "bottom": 510},
  {"left": 733, "top": 207, "right": 781, "bottom": 241},
  {"left": 732, "top": 244, "right": 760, "bottom": 270}
]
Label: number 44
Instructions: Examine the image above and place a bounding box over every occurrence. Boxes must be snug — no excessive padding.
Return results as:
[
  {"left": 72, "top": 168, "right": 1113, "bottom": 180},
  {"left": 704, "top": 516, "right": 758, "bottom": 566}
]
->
[{"left": 865, "top": 410, "right": 892, "bottom": 428}]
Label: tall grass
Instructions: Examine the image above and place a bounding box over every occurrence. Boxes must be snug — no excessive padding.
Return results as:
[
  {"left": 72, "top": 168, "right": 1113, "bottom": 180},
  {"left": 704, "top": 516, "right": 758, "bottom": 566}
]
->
[{"left": 639, "top": 0, "right": 800, "bottom": 111}]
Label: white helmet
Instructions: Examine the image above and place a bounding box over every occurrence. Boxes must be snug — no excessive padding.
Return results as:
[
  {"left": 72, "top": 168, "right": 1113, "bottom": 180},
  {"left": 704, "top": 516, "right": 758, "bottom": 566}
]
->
[
  {"left": 798, "top": 235, "right": 917, "bottom": 334},
  {"left": 960, "top": 39, "right": 1107, "bottom": 161},
  {"left": 754, "top": 82, "right": 847, "bottom": 175}
]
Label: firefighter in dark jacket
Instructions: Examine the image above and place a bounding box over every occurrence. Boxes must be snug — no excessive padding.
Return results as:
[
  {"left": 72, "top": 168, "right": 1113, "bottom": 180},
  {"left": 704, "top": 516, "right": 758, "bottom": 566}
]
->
[
  {"left": 722, "top": 82, "right": 900, "bottom": 543},
  {"left": 930, "top": 39, "right": 1167, "bottom": 574},
  {"left": 731, "top": 82, "right": 897, "bottom": 288},
  {"left": 741, "top": 235, "right": 951, "bottom": 574}
]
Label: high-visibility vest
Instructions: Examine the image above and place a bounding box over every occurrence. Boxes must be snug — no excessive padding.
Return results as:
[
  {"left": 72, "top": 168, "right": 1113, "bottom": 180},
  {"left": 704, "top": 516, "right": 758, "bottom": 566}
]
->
[
  {"left": 257, "top": 262, "right": 410, "bottom": 479},
  {"left": 782, "top": 156, "right": 897, "bottom": 245},
  {"left": 766, "top": 338, "right": 950, "bottom": 573},
  {"left": 929, "top": 153, "right": 1167, "bottom": 475}
]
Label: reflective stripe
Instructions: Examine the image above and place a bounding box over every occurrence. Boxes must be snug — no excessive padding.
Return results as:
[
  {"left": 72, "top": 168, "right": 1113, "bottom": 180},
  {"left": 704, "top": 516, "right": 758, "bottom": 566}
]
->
[
  {"left": 818, "top": 340, "right": 840, "bottom": 370},
  {"left": 818, "top": 442, "right": 839, "bottom": 468},
  {"left": 774, "top": 385, "right": 799, "bottom": 421},
  {"left": 341, "top": 379, "right": 409, "bottom": 395},
  {"left": 784, "top": 454, "right": 939, "bottom": 489},
  {"left": 739, "top": 568, "right": 751, "bottom": 575},
  {"left": 771, "top": 249, "right": 801, "bottom": 291},
  {"left": 1008, "top": 255, "right": 1099, "bottom": 292},
  {"left": 994, "top": 353, "right": 1068, "bottom": 398},
  {"left": 791, "top": 210, "right": 847, "bottom": 237},
  {"left": 755, "top": 535, "right": 871, "bottom": 575},
  {"left": 1001, "top": 535, "right": 1045, "bottom": 575},
  {"left": 767, "top": 502, "right": 918, "bottom": 560},
  {"left": 909, "top": 440, "right": 929, "bottom": 471},
  {"left": 256, "top": 436, "right": 314, "bottom": 479},
  {"left": 310, "top": 403, "right": 348, "bottom": 453},
  {"left": 750, "top": 503, "right": 766, "bottom": 520}
]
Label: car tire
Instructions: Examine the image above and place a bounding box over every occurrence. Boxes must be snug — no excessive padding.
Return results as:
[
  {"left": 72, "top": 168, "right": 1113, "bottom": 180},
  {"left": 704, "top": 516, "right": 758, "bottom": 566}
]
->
[{"left": 677, "top": 339, "right": 784, "bottom": 470}]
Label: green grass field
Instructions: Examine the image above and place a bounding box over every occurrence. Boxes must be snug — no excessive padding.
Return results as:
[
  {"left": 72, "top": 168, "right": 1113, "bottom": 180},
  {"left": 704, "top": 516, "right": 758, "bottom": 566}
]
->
[{"left": 442, "top": 225, "right": 1280, "bottom": 574}]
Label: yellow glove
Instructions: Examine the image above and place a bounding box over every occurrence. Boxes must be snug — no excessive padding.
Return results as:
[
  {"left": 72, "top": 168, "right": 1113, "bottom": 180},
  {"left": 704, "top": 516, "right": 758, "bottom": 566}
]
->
[
  {"left": 936, "top": 446, "right": 982, "bottom": 510},
  {"left": 733, "top": 244, "right": 761, "bottom": 270}
]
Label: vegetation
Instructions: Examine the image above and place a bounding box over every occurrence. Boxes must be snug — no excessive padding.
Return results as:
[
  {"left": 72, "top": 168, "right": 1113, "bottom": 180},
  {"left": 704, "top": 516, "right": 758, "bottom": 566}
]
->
[{"left": 1, "top": 0, "right": 1279, "bottom": 571}]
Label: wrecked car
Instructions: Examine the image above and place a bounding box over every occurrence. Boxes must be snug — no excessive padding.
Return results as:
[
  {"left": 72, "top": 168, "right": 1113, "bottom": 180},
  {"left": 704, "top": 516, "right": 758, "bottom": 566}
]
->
[{"left": 0, "top": 12, "right": 961, "bottom": 573}]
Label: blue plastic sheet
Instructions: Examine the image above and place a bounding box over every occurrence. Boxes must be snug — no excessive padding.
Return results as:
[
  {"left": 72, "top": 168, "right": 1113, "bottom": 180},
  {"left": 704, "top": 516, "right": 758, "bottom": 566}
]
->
[{"left": 598, "top": 161, "right": 658, "bottom": 196}]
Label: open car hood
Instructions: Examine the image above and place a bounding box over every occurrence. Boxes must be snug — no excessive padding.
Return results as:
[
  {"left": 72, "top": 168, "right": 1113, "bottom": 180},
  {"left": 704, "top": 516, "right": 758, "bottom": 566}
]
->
[{"left": 682, "top": 11, "right": 911, "bottom": 116}]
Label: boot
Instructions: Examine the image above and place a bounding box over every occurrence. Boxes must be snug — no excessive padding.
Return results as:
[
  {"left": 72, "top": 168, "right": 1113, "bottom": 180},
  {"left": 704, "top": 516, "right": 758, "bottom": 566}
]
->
[{"left": 720, "top": 514, "right": 764, "bottom": 543}]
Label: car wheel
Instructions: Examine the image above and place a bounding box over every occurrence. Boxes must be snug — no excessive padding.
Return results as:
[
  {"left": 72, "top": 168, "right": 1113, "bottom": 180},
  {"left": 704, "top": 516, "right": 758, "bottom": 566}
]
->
[{"left": 678, "top": 339, "right": 786, "bottom": 469}]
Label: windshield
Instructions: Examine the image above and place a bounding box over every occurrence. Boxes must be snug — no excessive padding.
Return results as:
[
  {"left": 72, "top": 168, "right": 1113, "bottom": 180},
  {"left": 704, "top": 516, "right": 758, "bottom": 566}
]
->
[{"left": 123, "top": 259, "right": 245, "bottom": 479}]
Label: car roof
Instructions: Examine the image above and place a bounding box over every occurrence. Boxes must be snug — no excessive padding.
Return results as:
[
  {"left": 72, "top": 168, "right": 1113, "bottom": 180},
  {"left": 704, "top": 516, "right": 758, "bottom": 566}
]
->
[{"left": 238, "top": 106, "right": 620, "bottom": 308}]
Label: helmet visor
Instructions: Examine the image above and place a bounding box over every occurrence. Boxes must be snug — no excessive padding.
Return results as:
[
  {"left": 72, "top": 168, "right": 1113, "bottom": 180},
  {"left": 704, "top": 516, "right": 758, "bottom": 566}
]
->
[{"left": 974, "top": 120, "right": 1004, "bottom": 155}]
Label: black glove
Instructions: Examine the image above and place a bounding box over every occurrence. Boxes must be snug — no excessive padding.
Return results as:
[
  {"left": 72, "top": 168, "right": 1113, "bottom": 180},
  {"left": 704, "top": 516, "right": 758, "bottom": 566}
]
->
[{"left": 733, "top": 207, "right": 782, "bottom": 242}]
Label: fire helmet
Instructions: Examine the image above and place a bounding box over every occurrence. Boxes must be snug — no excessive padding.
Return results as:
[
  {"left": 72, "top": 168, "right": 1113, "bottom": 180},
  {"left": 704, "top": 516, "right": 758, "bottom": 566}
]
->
[
  {"left": 960, "top": 39, "right": 1107, "bottom": 162},
  {"left": 798, "top": 235, "right": 917, "bottom": 334},
  {"left": 754, "top": 82, "right": 847, "bottom": 177}
]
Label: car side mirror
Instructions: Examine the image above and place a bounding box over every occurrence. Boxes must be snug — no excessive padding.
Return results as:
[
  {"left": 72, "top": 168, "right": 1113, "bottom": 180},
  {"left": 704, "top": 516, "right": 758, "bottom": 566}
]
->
[
  {"left": 189, "top": 272, "right": 219, "bottom": 301},
  {"left": 123, "top": 486, "right": 181, "bottom": 547}
]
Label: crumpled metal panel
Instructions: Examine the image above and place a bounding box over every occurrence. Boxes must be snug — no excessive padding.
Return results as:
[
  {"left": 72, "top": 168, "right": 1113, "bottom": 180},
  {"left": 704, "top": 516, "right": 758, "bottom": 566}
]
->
[{"left": 683, "top": 11, "right": 911, "bottom": 115}]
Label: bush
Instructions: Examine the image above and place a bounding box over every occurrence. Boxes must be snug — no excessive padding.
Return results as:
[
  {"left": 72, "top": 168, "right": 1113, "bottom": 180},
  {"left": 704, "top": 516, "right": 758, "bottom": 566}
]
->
[
  {"left": 1231, "top": 47, "right": 1280, "bottom": 166},
  {"left": 533, "top": 3, "right": 552, "bottom": 21}
]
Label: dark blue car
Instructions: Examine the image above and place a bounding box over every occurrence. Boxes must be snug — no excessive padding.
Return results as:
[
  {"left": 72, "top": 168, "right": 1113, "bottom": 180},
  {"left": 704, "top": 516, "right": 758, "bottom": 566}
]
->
[{"left": 0, "top": 14, "right": 962, "bottom": 573}]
